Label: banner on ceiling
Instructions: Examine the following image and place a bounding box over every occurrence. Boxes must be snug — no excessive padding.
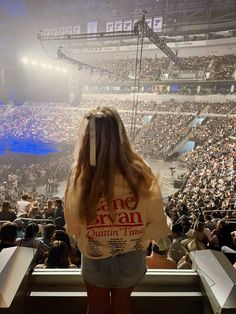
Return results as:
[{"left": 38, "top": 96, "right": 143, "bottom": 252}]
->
[
  {"left": 153, "top": 17, "right": 163, "bottom": 32},
  {"left": 106, "top": 22, "right": 114, "bottom": 32},
  {"left": 87, "top": 21, "right": 98, "bottom": 33}
]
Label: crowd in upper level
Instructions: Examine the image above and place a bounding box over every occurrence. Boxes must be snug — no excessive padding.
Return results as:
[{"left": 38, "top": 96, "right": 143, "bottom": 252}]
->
[
  {"left": 0, "top": 98, "right": 235, "bottom": 269},
  {"left": 0, "top": 100, "right": 235, "bottom": 158},
  {"left": 92, "top": 54, "right": 236, "bottom": 82}
]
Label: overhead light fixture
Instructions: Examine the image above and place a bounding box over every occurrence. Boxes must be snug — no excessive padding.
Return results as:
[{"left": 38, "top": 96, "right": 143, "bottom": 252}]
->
[
  {"left": 20, "top": 57, "right": 68, "bottom": 73},
  {"left": 31, "top": 60, "right": 38, "bottom": 65},
  {"left": 21, "top": 57, "right": 29, "bottom": 64}
]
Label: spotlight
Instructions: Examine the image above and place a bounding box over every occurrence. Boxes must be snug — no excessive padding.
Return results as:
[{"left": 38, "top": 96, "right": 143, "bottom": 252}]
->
[
  {"left": 31, "top": 60, "right": 38, "bottom": 66},
  {"left": 20, "top": 56, "right": 68, "bottom": 73},
  {"left": 21, "top": 57, "right": 29, "bottom": 64}
]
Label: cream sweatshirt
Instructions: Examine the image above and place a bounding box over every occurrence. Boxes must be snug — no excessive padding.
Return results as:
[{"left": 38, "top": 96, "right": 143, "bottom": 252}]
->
[{"left": 65, "top": 170, "right": 171, "bottom": 259}]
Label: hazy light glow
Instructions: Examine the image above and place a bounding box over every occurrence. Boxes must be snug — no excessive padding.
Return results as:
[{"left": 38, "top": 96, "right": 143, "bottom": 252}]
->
[
  {"left": 21, "top": 57, "right": 68, "bottom": 74},
  {"left": 21, "top": 58, "right": 29, "bottom": 64},
  {"left": 31, "top": 60, "right": 38, "bottom": 65}
]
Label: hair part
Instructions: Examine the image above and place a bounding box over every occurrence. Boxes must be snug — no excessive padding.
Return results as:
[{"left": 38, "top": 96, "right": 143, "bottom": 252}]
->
[
  {"left": 0, "top": 222, "right": 17, "bottom": 242},
  {"left": 1, "top": 201, "right": 11, "bottom": 212},
  {"left": 45, "top": 240, "right": 70, "bottom": 268}
]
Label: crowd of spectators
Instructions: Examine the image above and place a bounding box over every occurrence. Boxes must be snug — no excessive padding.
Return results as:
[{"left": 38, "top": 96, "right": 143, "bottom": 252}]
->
[
  {"left": 0, "top": 98, "right": 235, "bottom": 160},
  {"left": 85, "top": 84, "right": 235, "bottom": 95},
  {"left": 154, "top": 100, "right": 206, "bottom": 113},
  {"left": 90, "top": 54, "right": 236, "bottom": 82},
  {"left": 81, "top": 97, "right": 235, "bottom": 114},
  {"left": 0, "top": 105, "right": 84, "bottom": 144},
  {"left": 190, "top": 116, "right": 235, "bottom": 142},
  {"left": 164, "top": 137, "right": 236, "bottom": 264},
  {"left": 209, "top": 55, "right": 236, "bottom": 80},
  {"left": 135, "top": 114, "right": 194, "bottom": 158},
  {"left": 147, "top": 217, "right": 236, "bottom": 269},
  {"left": 205, "top": 101, "right": 236, "bottom": 114},
  {"left": 172, "top": 55, "right": 212, "bottom": 71},
  {"left": 158, "top": 134, "right": 236, "bottom": 267},
  {"left": 0, "top": 187, "right": 81, "bottom": 267},
  {"left": 0, "top": 219, "right": 81, "bottom": 267},
  {"left": 0, "top": 153, "right": 72, "bottom": 206},
  {"left": 0, "top": 97, "right": 235, "bottom": 270},
  {"left": 95, "top": 56, "right": 170, "bottom": 81}
]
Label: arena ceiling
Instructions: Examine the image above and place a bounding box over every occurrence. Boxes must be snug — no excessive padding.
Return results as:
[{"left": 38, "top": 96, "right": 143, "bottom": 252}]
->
[
  {"left": 0, "top": 0, "right": 235, "bottom": 21},
  {"left": 0, "top": 0, "right": 236, "bottom": 60}
]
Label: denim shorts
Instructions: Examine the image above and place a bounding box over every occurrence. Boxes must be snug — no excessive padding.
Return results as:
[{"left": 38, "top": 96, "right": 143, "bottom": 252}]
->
[{"left": 81, "top": 250, "right": 147, "bottom": 288}]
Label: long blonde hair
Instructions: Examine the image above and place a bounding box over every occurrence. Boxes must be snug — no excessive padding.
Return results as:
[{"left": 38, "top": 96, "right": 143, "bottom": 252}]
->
[{"left": 72, "top": 106, "right": 157, "bottom": 224}]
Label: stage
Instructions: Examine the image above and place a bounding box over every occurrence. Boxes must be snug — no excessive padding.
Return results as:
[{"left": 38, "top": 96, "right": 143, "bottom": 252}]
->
[{"left": 38, "top": 159, "right": 189, "bottom": 200}]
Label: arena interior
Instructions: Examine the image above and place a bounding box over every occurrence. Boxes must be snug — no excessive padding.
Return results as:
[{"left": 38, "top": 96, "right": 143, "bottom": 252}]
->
[{"left": 0, "top": 1, "right": 236, "bottom": 313}]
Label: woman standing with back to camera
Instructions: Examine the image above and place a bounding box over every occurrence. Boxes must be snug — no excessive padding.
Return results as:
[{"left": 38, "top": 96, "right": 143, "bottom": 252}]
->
[{"left": 65, "top": 106, "right": 170, "bottom": 314}]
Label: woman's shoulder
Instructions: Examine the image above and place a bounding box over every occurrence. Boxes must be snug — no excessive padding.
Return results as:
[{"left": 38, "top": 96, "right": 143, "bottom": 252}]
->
[
  {"left": 35, "top": 264, "right": 46, "bottom": 269},
  {"left": 69, "top": 264, "right": 78, "bottom": 268}
]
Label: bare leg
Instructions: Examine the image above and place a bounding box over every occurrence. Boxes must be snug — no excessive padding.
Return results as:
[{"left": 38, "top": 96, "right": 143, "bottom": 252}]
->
[
  {"left": 85, "top": 281, "right": 111, "bottom": 314},
  {"left": 110, "top": 287, "right": 134, "bottom": 314}
]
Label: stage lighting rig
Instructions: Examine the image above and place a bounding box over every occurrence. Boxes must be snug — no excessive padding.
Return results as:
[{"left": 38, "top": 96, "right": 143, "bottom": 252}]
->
[
  {"left": 134, "top": 14, "right": 183, "bottom": 68},
  {"left": 57, "top": 47, "right": 128, "bottom": 80},
  {"left": 38, "top": 13, "right": 184, "bottom": 141},
  {"left": 38, "top": 13, "right": 183, "bottom": 69}
]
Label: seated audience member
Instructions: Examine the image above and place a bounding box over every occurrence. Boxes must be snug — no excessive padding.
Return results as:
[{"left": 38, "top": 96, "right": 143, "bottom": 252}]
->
[
  {"left": 177, "top": 253, "right": 192, "bottom": 269},
  {"left": 178, "top": 215, "right": 191, "bottom": 234},
  {"left": 168, "top": 223, "right": 187, "bottom": 263},
  {"left": 14, "top": 218, "right": 25, "bottom": 238},
  {"left": 210, "top": 212, "right": 220, "bottom": 229},
  {"left": 209, "top": 219, "right": 236, "bottom": 251},
  {"left": 35, "top": 240, "right": 78, "bottom": 269},
  {"left": 39, "top": 223, "right": 56, "bottom": 247},
  {"left": 16, "top": 223, "right": 49, "bottom": 263},
  {"left": 42, "top": 200, "right": 55, "bottom": 219},
  {"left": 209, "top": 220, "right": 236, "bottom": 263},
  {"left": 28, "top": 201, "right": 42, "bottom": 219},
  {"left": 0, "top": 222, "right": 17, "bottom": 251},
  {"left": 182, "top": 221, "right": 209, "bottom": 252},
  {"left": 188, "top": 221, "right": 210, "bottom": 245},
  {"left": 0, "top": 201, "right": 16, "bottom": 222},
  {"left": 146, "top": 237, "right": 176, "bottom": 269},
  {"left": 16, "top": 193, "right": 31, "bottom": 218},
  {"left": 52, "top": 230, "right": 81, "bottom": 266},
  {"left": 203, "top": 213, "right": 216, "bottom": 231},
  {"left": 185, "top": 239, "right": 207, "bottom": 252},
  {"left": 54, "top": 199, "right": 65, "bottom": 229}
]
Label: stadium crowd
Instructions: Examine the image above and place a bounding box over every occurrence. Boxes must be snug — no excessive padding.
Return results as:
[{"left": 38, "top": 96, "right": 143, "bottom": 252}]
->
[
  {"left": 0, "top": 98, "right": 235, "bottom": 160},
  {"left": 209, "top": 55, "right": 236, "bottom": 80},
  {"left": 135, "top": 113, "right": 194, "bottom": 158},
  {"left": 91, "top": 54, "right": 236, "bottom": 81},
  {"left": 0, "top": 98, "right": 235, "bottom": 269}
]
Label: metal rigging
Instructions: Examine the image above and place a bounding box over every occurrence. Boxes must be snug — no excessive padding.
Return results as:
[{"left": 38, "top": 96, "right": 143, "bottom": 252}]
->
[{"left": 38, "top": 13, "right": 183, "bottom": 141}]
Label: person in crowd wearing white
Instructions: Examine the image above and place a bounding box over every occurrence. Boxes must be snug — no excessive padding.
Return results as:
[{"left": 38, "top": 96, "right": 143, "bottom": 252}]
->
[{"left": 16, "top": 193, "right": 31, "bottom": 218}]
